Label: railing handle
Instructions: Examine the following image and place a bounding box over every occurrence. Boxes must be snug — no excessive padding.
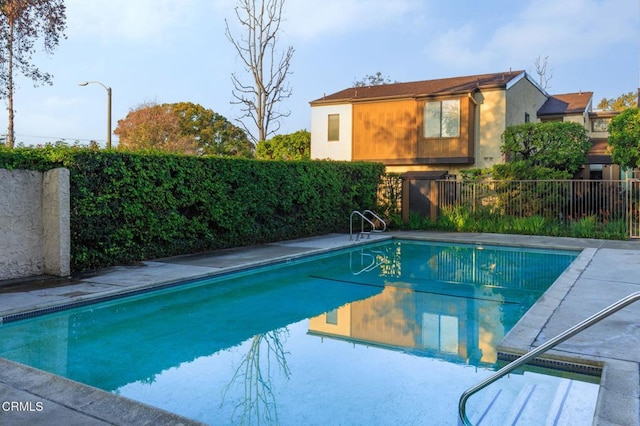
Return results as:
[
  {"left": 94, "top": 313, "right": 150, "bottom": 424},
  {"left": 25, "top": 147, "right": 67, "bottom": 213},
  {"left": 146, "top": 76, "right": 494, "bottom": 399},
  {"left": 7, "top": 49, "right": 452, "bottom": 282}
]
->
[
  {"left": 350, "top": 210, "right": 385, "bottom": 240},
  {"left": 459, "top": 291, "right": 640, "bottom": 425},
  {"left": 363, "top": 209, "right": 387, "bottom": 232},
  {"left": 350, "top": 210, "right": 376, "bottom": 240}
]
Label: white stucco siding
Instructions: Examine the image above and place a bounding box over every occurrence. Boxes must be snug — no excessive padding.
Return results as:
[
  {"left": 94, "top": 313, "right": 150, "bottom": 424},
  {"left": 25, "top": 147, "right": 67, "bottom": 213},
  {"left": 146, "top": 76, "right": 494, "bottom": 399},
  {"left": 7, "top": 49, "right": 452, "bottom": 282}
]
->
[
  {"left": 562, "top": 114, "right": 587, "bottom": 126},
  {"left": 505, "top": 76, "right": 548, "bottom": 127},
  {"left": 310, "top": 104, "right": 352, "bottom": 161},
  {"left": 475, "top": 89, "right": 507, "bottom": 169},
  {"left": 0, "top": 168, "right": 70, "bottom": 280}
]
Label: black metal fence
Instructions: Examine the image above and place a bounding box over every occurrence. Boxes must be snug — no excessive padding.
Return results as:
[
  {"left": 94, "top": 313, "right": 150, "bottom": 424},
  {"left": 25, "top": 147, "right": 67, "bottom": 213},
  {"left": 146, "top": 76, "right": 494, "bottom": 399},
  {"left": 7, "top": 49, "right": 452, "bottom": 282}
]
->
[{"left": 437, "top": 179, "right": 640, "bottom": 238}]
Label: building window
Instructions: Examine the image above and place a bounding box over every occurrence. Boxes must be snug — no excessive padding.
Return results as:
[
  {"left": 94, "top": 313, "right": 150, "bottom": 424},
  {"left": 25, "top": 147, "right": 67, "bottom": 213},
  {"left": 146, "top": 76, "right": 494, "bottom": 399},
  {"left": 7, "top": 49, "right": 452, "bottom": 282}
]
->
[
  {"left": 591, "top": 118, "right": 611, "bottom": 132},
  {"left": 424, "top": 99, "right": 460, "bottom": 138},
  {"left": 328, "top": 114, "right": 340, "bottom": 141},
  {"left": 525, "top": 112, "right": 530, "bottom": 123},
  {"left": 589, "top": 164, "right": 603, "bottom": 180},
  {"left": 422, "top": 313, "right": 458, "bottom": 354},
  {"left": 326, "top": 309, "right": 338, "bottom": 325}
]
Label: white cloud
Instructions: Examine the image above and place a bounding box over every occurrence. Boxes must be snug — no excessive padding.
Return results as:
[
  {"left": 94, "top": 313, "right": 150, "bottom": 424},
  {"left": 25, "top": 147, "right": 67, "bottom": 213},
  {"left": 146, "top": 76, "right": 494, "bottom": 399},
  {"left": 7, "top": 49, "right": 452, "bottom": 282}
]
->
[
  {"left": 491, "top": 0, "right": 637, "bottom": 63},
  {"left": 424, "top": 0, "right": 639, "bottom": 73},
  {"left": 282, "top": 0, "right": 422, "bottom": 41},
  {"left": 422, "top": 25, "right": 484, "bottom": 71},
  {"left": 66, "top": 0, "right": 200, "bottom": 44}
]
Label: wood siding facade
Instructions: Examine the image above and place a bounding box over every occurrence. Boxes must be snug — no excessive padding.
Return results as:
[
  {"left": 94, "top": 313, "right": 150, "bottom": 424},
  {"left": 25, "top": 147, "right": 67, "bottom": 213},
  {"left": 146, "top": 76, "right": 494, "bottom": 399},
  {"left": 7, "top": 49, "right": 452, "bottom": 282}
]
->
[{"left": 352, "top": 96, "right": 476, "bottom": 165}]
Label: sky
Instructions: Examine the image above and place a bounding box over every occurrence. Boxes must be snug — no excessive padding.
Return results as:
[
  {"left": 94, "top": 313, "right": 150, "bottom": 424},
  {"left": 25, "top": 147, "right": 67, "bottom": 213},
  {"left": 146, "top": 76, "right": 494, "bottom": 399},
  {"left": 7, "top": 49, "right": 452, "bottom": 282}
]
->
[{"left": 1, "top": 0, "right": 638, "bottom": 147}]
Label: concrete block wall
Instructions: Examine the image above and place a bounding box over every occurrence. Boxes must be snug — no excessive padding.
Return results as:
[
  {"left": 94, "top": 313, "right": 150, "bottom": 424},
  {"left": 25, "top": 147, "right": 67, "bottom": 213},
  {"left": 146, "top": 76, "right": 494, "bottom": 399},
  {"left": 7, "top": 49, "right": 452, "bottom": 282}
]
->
[{"left": 0, "top": 168, "right": 70, "bottom": 280}]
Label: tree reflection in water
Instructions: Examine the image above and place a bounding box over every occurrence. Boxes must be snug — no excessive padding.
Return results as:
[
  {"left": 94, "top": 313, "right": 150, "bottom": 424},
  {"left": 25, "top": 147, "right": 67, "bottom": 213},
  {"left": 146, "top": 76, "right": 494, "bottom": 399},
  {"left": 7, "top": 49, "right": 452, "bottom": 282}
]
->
[{"left": 221, "top": 328, "right": 291, "bottom": 425}]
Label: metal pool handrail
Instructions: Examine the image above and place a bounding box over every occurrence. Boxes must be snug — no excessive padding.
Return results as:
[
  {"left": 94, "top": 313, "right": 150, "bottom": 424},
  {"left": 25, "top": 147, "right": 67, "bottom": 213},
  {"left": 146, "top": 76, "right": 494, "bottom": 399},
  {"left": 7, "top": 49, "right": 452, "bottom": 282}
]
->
[
  {"left": 458, "top": 291, "right": 640, "bottom": 426},
  {"left": 350, "top": 210, "right": 386, "bottom": 240},
  {"left": 362, "top": 210, "right": 387, "bottom": 233}
]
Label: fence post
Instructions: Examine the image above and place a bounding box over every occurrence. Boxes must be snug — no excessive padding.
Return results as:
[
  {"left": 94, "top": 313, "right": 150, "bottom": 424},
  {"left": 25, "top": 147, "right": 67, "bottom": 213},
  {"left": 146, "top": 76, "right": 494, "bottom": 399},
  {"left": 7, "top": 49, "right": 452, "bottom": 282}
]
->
[
  {"left": 401, "top": 178, "right": 410, "bottom": 223},
  {"left": 430, "top": 181, "right": 439, "bottom": 222}
]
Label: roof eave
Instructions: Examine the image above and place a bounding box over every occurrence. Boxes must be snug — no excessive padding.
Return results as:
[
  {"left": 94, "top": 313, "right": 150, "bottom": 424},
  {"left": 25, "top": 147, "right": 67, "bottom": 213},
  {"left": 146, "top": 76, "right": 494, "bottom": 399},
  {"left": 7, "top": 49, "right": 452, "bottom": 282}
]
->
[{"left": 311, "top": 88, "right": 487, "bottom": 106}]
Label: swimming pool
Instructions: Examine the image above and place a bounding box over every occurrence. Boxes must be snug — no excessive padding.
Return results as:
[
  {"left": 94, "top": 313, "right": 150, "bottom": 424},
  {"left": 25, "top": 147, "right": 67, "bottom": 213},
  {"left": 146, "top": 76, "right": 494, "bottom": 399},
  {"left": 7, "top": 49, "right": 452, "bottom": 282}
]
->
[{"left": 0, "top": 240, "right": 598, "bottom": 424}]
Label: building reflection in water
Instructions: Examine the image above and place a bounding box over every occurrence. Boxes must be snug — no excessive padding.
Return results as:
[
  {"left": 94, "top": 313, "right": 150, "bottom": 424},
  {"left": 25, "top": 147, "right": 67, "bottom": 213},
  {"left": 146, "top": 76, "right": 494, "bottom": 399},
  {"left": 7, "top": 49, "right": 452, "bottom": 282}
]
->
[
  {"left": 309, "top": 285, "right": 495, "bottom": 365},
  {"left": 309, "top": 242, "right": 576, "bottom": 366}
]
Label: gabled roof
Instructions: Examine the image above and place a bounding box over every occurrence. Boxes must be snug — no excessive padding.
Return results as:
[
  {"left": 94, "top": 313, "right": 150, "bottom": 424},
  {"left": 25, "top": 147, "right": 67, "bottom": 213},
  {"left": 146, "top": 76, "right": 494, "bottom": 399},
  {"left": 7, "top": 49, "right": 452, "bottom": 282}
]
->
[
  {"left": 538, "top": 92, "right": 593, "bottom": 116},
  {"left": 310, "top": 70, "right": 527, "bottom": 105}
]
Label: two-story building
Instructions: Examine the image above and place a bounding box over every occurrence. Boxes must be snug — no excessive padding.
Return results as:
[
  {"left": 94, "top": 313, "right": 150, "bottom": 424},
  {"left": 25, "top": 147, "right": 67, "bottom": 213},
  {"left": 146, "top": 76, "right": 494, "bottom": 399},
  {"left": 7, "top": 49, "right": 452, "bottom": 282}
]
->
[
  {"left": 537, "top": 91, "right": 622, "bottom": 180},
  {"left": 310, "top": 70, "right": 619, "bottom": 180}
]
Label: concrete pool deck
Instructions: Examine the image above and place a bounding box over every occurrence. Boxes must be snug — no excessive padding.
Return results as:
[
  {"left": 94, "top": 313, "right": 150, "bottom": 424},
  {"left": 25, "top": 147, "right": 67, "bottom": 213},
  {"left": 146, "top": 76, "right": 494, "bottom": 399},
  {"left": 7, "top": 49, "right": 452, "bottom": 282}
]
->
[{"left": 0, "top": 231, "right": 639, "bottom": 425}]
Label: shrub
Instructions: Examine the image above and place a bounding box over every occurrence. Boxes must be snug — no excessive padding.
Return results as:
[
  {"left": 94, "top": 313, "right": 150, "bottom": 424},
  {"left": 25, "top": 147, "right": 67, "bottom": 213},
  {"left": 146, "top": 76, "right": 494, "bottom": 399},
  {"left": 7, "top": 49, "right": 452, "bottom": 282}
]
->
[{"left": 1, "top": 146, "right": 384, "bottom": 271}]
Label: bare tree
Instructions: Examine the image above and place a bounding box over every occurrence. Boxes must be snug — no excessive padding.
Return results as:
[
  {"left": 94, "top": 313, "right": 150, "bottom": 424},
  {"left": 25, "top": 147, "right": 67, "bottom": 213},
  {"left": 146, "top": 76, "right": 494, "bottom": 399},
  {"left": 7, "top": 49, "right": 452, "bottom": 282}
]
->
[
  {"left": 0, "top": 0, "right": 67, "bottom": 148},
  {"left": 221, "top": 329, "right": 291, "bottom": 424},
  {"left": 225, "top": 0, "right": 294, "bottom": 144},
  {"left": 534, "top": 55, "right": 553, "bottom": 91}
]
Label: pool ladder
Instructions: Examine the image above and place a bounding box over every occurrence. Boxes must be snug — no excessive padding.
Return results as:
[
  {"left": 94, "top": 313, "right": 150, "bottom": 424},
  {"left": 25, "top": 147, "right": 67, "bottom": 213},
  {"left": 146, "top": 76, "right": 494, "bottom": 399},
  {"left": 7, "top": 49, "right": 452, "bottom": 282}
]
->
[
  {"left": 350, "top": 210, "right": 386, "bottom": 241},
  {"left": 458, "top": 290, "right": 640, "bottom": 425}
]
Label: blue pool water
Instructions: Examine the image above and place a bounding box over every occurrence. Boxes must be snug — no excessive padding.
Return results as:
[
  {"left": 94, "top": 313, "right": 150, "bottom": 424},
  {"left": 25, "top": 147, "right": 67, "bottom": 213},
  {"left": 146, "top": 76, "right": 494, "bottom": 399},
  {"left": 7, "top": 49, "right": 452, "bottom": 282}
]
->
[{"left": 0, "top": 240, "right": 598, "bottom": 424}]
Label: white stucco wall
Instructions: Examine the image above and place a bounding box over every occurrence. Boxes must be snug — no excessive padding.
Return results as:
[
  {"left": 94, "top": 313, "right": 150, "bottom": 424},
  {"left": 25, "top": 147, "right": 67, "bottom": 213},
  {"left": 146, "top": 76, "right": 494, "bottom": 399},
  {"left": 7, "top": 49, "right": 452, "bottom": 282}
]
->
[
  {"left": 310, "top": 104, "right": 353, "bottom": 161},
  {"left": 43, "top": 168, "right": 71, "bottom": 277},
  {"left": 0, "top": 168, "right": 70, "bottom": 280},
  {"left": 471, "top": 75, "right": 548, "bottom": 170},
  {"left": 505, "top": 75, "right": 548, "bottom": 127},
  {"left": 562, "top": 113, "right": 587, "bottom": 126},
  {"left": 475, "top": 89, "right": 507, "bottom": 170}
]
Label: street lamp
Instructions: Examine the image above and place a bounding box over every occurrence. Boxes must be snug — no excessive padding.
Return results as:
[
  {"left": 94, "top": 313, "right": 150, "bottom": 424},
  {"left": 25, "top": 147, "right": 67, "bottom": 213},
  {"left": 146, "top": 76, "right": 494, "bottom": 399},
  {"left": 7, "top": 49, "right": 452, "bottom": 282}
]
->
[{"left": 79, "top": 81, "right": 112, "bottom": 149}]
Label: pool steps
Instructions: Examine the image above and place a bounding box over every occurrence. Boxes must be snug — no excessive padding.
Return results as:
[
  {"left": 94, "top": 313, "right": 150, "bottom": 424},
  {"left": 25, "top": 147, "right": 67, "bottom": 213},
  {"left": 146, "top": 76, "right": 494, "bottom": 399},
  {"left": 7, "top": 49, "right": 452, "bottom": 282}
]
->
[
  {"left": 460, "top": 291, "right": 640, "bottom": 424},
  {"left": 468, "top": 376, "right": 598, "bottom": 425}
]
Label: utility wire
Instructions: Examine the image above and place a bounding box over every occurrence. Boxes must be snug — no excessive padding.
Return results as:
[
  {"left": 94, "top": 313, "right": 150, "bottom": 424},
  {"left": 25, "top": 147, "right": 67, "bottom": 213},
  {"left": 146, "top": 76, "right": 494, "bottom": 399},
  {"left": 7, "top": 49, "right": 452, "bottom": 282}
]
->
[{"left": 3, "top": 133, "right": 111, "bottom": 144}]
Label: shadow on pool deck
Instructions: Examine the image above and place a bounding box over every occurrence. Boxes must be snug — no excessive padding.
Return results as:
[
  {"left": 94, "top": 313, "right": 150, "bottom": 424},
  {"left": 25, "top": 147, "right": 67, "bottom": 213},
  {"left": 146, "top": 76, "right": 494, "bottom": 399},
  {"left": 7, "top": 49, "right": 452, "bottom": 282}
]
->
[{"left": 0, "top": 231, "right": 639, "bottom": 425}]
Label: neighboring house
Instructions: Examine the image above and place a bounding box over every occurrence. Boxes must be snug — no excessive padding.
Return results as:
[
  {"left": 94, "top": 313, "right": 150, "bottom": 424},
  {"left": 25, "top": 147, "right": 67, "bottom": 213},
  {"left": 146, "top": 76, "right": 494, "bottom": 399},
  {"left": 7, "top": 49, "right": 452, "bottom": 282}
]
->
[
  {"left": 310, "top": 70, "right": 620, "bottom": 180},
  {"left": 538, "top": 91, "right": 622, "bottom": 180}
]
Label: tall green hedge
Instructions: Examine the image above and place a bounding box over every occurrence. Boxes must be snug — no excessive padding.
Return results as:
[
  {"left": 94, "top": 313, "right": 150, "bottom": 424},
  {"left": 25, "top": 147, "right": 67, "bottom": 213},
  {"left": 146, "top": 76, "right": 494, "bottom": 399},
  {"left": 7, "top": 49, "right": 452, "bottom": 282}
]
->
[{"left": 0, "top": 147, "right": 384, "bottom": 272}]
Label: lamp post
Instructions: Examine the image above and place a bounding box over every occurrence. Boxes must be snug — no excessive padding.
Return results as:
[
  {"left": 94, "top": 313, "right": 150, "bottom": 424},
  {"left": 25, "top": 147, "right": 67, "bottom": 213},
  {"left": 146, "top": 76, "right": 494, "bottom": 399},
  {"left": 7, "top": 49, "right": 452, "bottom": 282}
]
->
[{"left": 79, "top": 81, "right": 112, "bottom": 149}]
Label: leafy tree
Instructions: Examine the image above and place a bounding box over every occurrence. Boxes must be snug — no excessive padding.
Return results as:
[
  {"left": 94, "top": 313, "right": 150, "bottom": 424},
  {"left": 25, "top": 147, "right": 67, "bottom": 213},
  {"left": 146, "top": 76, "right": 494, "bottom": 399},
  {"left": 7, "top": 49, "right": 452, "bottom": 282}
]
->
[
  {"left": 255, "top": 129, "right": 310, "bottom": 160},
  {"left": 597, "top": 91, "right": 638, "bottom": 111},
  {"left": 608, "top": 108, "right": 640, "bottom": 168},
  {"left": 115, "top": 102, "right": 198, "bottom": 154},
  {"left": 225, "top": 0, "right": 294, "bottom": 143},
  {"left": 492, "top": 121, "right": 589, "bottom": 219},
  {"left": 171, "top": 102, "right": 253, "bottom": 157},
  {"left": 0, "top": 0, "right": 67, "bottom": 148},
  {"left": 115, "top": 102, "right": 253, "bottom": 157},
  {"left": 499, "top": 121, "right": 591, "bottom": 178},
  {"left": 353, "top": 72, "right": 395, "bottom": 87}
]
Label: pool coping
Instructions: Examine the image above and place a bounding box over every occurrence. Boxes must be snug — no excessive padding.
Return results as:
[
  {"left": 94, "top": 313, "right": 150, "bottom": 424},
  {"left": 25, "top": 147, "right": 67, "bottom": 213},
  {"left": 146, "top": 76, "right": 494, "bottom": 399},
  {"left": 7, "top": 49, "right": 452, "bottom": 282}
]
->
[
  {"left": 1, "top": 231, "right": 639, "bottom": 425},
  {"left": 0, "top": 234, "right": 393, "bottom": 324}
]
